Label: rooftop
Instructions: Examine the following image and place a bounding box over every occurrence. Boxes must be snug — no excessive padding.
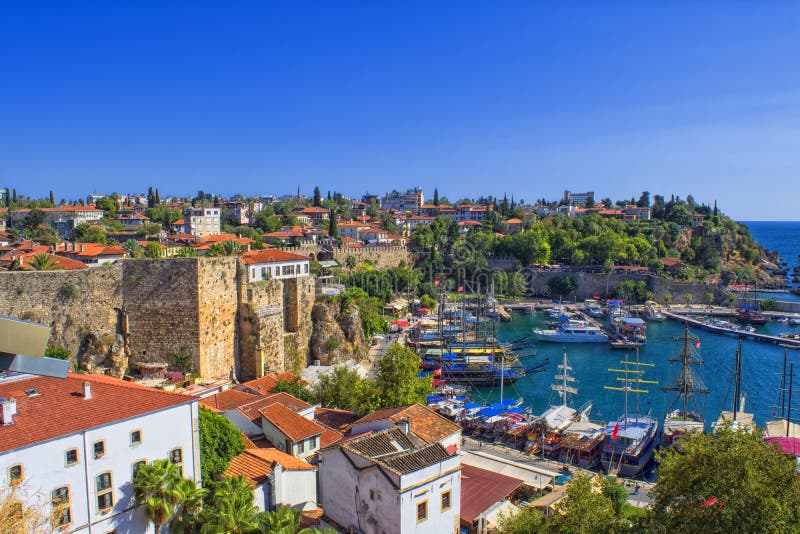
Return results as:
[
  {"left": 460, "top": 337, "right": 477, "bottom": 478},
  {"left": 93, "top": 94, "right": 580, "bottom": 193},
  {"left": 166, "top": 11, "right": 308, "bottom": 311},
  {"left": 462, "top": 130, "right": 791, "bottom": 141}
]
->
[
  {"left": 314, "top": 407, "right": 360, "bottom": 433},
  {"left": 339, "top": 427, "right": 453, "bottom": 476},
  {"left": 460, "top": 464, "right": 523, "bottom": 523},
  {"left": 238, "top": 372, "right": 298, "bottom": 395},
  {"left": 259, "top": 403, "right": 324, "bottom": 442},
  {"left": 199, "top": 389, "right": 259, "bottom": 412},
  {"left": 237, "top": 392, "right": 313, "bottom": 424},
  {"left": 241, "top": 249, "right": 311, "bottom": 265},
  {"left": 353, "top": 403, "right": 461, "bottom": 444},
  {"left": 0, "top": 373, "right": 194, "bottom": 453},
  {"left": 224, "top": 447, "right": 316, "bottom": 486}
]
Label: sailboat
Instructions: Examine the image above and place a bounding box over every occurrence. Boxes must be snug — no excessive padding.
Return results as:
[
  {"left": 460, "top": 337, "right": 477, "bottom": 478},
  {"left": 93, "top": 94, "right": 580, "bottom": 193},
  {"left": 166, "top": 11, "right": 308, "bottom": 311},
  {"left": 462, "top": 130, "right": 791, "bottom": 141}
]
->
[
  {"left": 765, "top": 347, "right": 800, "bottom": 438},
  {"left": 661, "top": 322, "right": 708, "bottom": 448},
  {"left": 600, "top": 350, "right": 659, "bottom": 477},
  {"left": 529, "top": 351, "right": 591, "bottom": 458},
  {"left": 713, "top": 338, "right": 756, "bottom": 432}
]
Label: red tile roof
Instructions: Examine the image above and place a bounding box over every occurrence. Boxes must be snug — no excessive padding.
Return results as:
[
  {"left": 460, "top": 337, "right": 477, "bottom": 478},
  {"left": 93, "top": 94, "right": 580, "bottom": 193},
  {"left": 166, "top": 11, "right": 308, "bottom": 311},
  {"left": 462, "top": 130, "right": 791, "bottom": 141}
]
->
[
  {"left": 314, "top": 407, "right": 360, "bottom": 433},
  {"left": 660, "top": 257, "right": 684, "bottom": 267},
  {"left": 241, "top": 249, "right": 311, "bottom": 265},
  {"left": 259, "top": 403, "right": 324, "bottom": 442},
  {"left": 199, "top": 389, "right": 259, "bottom": 412},
  {"left": 237, "top": 392, "right": 313, "bottom": 424},
  {"left": 238, "top": 372, "right": 298, "bottom": 395},
  {"left": 224, "top": 447, "right": 316, "bottom": 486},
  {"left": 353, "top": 404, "right": 461, "bottom": 444},
  {"left": 319, "top": 426, "right": 343, "bottom": 448},
  {"left": 460, "top": 464, "right": 523, "bottom": 523},
  {"left": 0, "top": 373, "right": 194, "bottom": 453}
]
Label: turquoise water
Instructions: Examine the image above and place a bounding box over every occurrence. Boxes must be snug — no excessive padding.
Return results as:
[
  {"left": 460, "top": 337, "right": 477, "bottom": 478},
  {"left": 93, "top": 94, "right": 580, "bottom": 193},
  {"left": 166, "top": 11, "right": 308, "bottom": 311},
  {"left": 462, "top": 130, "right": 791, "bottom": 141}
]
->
[
  {"left": 743, "top": 221, "right": 800, "bottom": 299},
  {"left": 472, "top": 311, "right": 800, "bottom": 428}
]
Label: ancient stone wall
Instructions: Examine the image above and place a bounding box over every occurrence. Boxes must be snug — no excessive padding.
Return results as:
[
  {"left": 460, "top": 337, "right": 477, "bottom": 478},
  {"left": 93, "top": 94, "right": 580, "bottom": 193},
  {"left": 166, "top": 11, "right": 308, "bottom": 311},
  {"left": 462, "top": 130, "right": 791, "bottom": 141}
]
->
[
  {"left": 0, "top": 265, "right": 124, "bottom": 368},
  {"left": 237, "top": 277, "right": 285, "bottom": 380},
  {"left": 122, "top": 259, "right": 202, "bottom": 373},
  {"left": 285, "top": 244, "right": 412, "bottom": 269},
  {"left": 197, "top": 257, "right": 239, "bottom": 378},
  {"left": 282, "top": 276, "right": 316, "bottom": 373}
]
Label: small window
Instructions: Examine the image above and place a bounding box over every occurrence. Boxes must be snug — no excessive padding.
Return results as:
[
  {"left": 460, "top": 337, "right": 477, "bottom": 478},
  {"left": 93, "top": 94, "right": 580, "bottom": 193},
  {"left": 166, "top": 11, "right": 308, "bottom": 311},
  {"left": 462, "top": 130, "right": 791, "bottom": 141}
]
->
[
  {"left": 65, "top": 449, "right": 79, "bottom": 466},
  {"left": 441, "top": 490, "right": 451, "bottom": 511},
  {"left": 297, "top": 440, "right": 305, "bottom": 453},
  {"left": 370, "top": 489, "right": 375, "bottom": 500},
  {"left": 416, "top": 500, "right": 428, "bottom": 522},
  {"left": 51, "top": 486, "right": 72, "bottom": 527},
  {"left": 8, "top": 464, "right": 23, "bottom": 486},
  {"left": 95, "top": 472, "right": 113, "bottom": 512},
  {"left": 130, "top": 430, "right": 142, "bottom": 446},
  {"left": 169, "top": 448, "right": 183, "bottom": 475},
  {"left": 93, "top": 440, "right": 105, "bottom": 459},
  {"left": 132, "top": 460, "right": 146, "bottom": 480}
]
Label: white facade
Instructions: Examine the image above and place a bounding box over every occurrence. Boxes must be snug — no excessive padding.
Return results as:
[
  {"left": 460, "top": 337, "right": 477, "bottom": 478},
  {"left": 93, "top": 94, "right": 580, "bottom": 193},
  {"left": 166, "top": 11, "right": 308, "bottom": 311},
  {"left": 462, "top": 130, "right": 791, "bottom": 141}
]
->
[
  {"left": 0, "top": 398, "right": 199, "bottom": 534},
  {"left": 260, "top": 417, "right": 321, "bottom": 460},
  {"left": 183, "top": 207, "right": 221, "bottom": 237}
]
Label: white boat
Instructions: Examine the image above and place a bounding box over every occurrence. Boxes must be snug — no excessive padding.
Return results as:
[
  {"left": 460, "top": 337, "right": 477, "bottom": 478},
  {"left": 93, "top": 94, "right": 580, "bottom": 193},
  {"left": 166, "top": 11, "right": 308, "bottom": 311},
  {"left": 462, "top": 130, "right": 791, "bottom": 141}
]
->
[
  {"left": 789, "top": 315, "right": 800, "bottom": 326},
  {"left": 583, "top": 299, "right": 604, "bottom": 318},
  {"left": 642, "top": 302, "right": 666, "bottom": 321},
  {"left": 534, "top": 323, "right": 609, "bottom": 343},
  {"left": 775, "top": 316, "right": 789, "bottom": 324}
]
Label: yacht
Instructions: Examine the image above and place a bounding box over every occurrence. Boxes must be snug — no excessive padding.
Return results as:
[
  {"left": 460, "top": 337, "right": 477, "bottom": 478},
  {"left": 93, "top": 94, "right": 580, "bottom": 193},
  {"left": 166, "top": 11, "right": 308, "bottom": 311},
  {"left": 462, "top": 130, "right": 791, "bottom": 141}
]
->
[
  {"left": 583, "top": 299, "right": 604, "bottom": 318},
  {"left": 534, "top": 321, "right": 609, "bottom": 343},
  {"left": 789, "top": 315, "right": 800, "bottom": 326},
  {"left": 600, "top": 415, "right": 659, "bottom": 477}
]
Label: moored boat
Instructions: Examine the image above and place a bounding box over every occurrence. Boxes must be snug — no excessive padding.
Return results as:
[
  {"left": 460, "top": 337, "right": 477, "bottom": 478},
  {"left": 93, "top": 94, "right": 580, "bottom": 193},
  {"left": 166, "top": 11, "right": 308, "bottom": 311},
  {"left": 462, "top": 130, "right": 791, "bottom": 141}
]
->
[{"left": 534, "top": 321, "right": 609, "bottom": 343}]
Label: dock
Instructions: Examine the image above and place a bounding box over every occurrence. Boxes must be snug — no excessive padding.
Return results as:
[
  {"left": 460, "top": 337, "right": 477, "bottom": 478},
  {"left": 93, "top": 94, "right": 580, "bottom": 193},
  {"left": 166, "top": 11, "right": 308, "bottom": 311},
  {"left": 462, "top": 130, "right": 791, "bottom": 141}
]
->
[
  {"left": 495, "top": 303, "right": 512, "bottom": 322},
  {"left": 663, "top": 311, "right": 800, "bottom": 347}
]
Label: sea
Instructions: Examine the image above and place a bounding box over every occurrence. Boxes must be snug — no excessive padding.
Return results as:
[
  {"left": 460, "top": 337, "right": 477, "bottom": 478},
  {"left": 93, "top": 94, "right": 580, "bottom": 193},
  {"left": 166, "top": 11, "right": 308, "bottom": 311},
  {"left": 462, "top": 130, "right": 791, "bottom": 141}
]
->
[{"left": 473, "top": 221, "right": 800, "bottom": 429}]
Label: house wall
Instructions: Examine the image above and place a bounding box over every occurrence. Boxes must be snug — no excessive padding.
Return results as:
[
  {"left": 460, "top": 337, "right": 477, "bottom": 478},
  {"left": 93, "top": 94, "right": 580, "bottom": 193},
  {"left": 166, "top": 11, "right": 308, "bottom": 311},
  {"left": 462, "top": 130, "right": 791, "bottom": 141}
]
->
[
  {"left": 246, "top": 260, "right": 310, "bottom": 282},
  {"left": 273, "top": 467, "right": 318, "bottom": 510},
  {"left": 398, "top": 457, "right": 461, "bottom": 534},
  {"left": 0, "top": 401, "right": 198, "bottom": 534}
]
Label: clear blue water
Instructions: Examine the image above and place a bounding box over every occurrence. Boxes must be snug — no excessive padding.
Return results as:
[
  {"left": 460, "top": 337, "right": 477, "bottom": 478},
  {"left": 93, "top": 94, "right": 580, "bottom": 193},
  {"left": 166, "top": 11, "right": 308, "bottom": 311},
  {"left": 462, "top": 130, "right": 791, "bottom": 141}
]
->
[
  {"left": 468, "top": 222, "right": 800, "bottom": 429},
  {"left": 474, "top": 310, "right": 800, "bottom": 429}
]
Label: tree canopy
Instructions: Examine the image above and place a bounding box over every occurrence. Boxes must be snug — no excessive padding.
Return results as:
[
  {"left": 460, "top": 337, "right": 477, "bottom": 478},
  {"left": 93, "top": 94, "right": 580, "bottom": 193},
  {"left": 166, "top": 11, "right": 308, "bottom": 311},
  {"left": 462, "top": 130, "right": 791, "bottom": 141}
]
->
[{"left": 198, "top": 407, "right": 246, "bottom": 487}]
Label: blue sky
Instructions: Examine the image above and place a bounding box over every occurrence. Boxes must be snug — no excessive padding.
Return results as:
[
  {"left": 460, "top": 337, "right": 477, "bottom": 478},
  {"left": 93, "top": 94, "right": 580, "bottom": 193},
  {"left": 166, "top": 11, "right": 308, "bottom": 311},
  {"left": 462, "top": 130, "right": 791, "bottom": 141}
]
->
[{"left": 1, "top": 2, "right": 799, "bottom": 219}]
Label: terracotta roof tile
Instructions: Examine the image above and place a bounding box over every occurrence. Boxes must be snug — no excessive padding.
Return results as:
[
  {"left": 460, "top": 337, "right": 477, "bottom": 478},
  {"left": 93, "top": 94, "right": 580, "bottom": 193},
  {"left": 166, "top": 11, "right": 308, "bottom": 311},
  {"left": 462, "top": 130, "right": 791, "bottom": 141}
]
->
[
  {"left": 199, "top": 389, "right": 259, "bottom": 412},
  {"left": 224, "top": 448, "right": 316, "bottom": 486},
  {"left": 259, "top": 403, "right": 324, "bottom": 442},
  {"left": 240, "top": 249, "right": 311, "bottom": 265},
  {"left": 237, "top": 392, "right": 313, "bottom": 424},
  {"left": 238, "top": 372, "right": 298, "bottom": 395},
  {"left": 319, "top": 426, "right": 343, "bottom": 448},
  {"left": 353, "top": 404, "right": 460, "bottom": 445},
  {"left": 460, "top": 464, "right": 523, "bottom": 523},
  {"left": 0, "top": 373, "right": 194, "bottom": 453},
  {"left": 340, "top": 428, "right": 452, "bottom": 475},
  {"left": 314, "top": 407, "right": 359, "bottom": 433}
]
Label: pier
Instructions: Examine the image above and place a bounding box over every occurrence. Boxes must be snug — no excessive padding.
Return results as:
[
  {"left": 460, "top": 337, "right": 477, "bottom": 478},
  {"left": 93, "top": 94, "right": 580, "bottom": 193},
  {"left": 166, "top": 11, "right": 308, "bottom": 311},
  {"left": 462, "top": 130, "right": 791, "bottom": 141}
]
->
[{"left": 663, "top": 311, "right": 800, "bottom": 347}]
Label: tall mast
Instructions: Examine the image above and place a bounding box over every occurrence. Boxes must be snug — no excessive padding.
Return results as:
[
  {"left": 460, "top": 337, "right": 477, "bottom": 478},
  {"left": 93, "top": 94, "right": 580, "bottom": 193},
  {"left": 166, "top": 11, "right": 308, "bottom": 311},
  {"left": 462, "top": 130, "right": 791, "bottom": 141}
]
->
[
  {"left": 605, "top": 353, "right": 656, "bottom": 429},
  {"left": 733, "top": 338, "right": 742, "bottom": 422},
  {"left": 662, "top": 322, "right": 708, "bottom": 417},
  {"left": 787, "top": 363, "right": 793, "bottom": 438},
  {"left": 552, "top": 350, "right": 577, "bottom": 407},
  {"left": 781, "top": 347, "right": 788, "bottom": 418}
]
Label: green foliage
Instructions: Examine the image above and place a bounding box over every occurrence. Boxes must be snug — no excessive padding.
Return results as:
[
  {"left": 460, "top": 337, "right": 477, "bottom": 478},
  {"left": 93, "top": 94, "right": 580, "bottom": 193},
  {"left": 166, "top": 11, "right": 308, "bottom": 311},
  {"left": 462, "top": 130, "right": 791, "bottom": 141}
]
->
[
  {"left": 610, "top": 280, "right": 653, "bottom": 303},
  {"left": 272, "top": 377, "right": 317, "bottom": 404},
  {"left": 419, "top": 294, "right": 437, "bottom": 310},
  {"left": 125, "top": 238, "right": 144, "bottom": 258},
  {"left": 547, "top": 475, "right": 617, "bottom": 533},
  {"left": 547, "top": 275, "right": 577, "bottom": 298},
  {"left": 27, "top": 253, "right": 60, "bottom": 271},
  {"left": 59, "top": 283, "right": 80, "bottom": 299},
  {"left": 95, "top": 196, "right": 117, "bottom": 218},
  {"left": 199, "top": 476, "right": 261, "bottom": 534},
  {"left": 44, "top": 344, "right": 70, "bottom": 360},
  {"left": 760, "top": 298, "right": 777, "bottom": 311},
  {"left": 375, "top": 343, "right": 434, "bottom": 408},
  {"left": 72, "top": 222, "right": 108, "bottom": 244},
  {"left": 325, "top": 336, "right": 341, "bottom": 352},
  {"left": 198, "top": 407, "right": 246, "bottom": 487},
  {"left": 316, "top": 366, "right": 377, "bottom": 414},
  {"left": 23, "top": 209, "right": 46, "bottom": 230},
  {"left": 650, "top": 425, "right": 800, "bottom": 533},
  {"left": 497, "top": 506, "right": 546, "bottom": 533},
  {"left": 175, "top": 247, "right": 198, "bottom": 258},
  {"left": 140, "top": 221, "right": 163, "bottom": 237},
  {"left": 144, "top": 242, "right": 163, "bottom": 258},
  {"left": 340, "top": 287, "right": 389, "bottom": 337},
  {"left": 134, "top": 459, "right": 207, "bottom": 534}
]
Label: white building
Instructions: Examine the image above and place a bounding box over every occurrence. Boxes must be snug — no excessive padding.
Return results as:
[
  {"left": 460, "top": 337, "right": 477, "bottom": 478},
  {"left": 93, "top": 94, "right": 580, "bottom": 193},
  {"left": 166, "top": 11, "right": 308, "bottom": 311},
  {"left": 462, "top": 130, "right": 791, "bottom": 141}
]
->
[
  {"left": 0, "top": 372, "right": 200, "bottom": 534},
  {"left": 224, "top": 448, "right": 318, "bottom": 512},
  {"left": 241, "top": 249, "right": 311, "bottom": 283},
  {"left": 382, "top": 188, "right": 424, "bottom": 213},
  {"left": 563, "top": 190, "right": 595, "bottom": 206},
  {"left": 349, "top": 403, "right": 462, "bottom": 454},
  {"left": 182, "top": 207, "right": 221, "bottom": 237},
  {"left": 319, "top": 427, "right": 461, "bottom": 534}
]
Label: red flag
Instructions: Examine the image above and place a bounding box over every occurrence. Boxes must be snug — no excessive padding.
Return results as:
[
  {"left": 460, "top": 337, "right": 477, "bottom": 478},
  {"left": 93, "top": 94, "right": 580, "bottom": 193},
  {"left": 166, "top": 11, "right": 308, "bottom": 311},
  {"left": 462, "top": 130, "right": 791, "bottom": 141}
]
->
[
  {"left": 434, "top": 277, "right": 441, "bottom": 287},
  {"left": 457, "top": 286, "right": 464, "bottom": 292},
  {"left": 433, "top": 368, "right": 442, "bottom": 377},
  {"left": 702, "top": 497, "right": 718, "bottom": 507},
  {"left": 695, "top": 341, "right": 701, "bottom": 349},
  {"left": 612, "top": 421, "right": 619, "bottom": 440}
]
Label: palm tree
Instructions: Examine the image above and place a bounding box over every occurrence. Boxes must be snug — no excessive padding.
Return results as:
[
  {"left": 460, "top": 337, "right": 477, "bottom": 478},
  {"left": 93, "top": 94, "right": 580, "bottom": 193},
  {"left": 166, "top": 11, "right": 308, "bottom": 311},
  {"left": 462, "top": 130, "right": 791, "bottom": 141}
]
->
[
  {"left": 221, "top": 239, "right": 242, "bottom": 256},
  {"left": 169, "top": 478, "right": 206, "bottom": 534},
  {"left": 28, "top": 253, "right": 60, "bottom": 271},
  {"left": 134, "top": 459, "right": 183, "bottom": 534},
  {"left": 200, "top": 476, "right": 261, "bottom": 534},
  {"left": 175, "top": 247, "right": 198, "bottom": 258},
  {"left": 125, "top": 239, "right": 144, "bottom": 258}
]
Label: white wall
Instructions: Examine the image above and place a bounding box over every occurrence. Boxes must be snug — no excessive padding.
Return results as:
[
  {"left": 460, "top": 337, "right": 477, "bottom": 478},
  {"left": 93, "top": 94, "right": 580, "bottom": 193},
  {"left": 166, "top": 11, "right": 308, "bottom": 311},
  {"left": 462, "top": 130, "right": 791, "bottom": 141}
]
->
[
  {"left": 247, "top": 260, "right": 310, "bottom": 282},
  {"left": 273, "top": 467, "right": 318, "bottom": 511},
  {"left": 0, "top": 401, "right": 198, "bottom": 534},
  {"left": 398, "top": 456, "right": 461, "bottom": 534}
]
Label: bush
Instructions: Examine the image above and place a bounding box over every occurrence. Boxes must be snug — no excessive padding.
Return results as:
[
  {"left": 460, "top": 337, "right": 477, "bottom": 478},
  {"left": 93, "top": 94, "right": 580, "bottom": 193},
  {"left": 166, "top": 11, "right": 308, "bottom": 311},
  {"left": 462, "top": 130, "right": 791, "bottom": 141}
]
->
[
  {"left": 198, "top": 407, "right": 246, "bottom": 487},
  {"left": 44, "top": 344, "right": 70, "bottom": 360}
]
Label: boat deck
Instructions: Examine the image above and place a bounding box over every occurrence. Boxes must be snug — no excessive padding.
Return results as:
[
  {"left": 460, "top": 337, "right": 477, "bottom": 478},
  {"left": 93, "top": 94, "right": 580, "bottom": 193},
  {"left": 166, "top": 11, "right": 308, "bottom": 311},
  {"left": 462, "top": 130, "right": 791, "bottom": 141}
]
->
[{"left": 664, "top": 311, "right": 800, "bottom": 347}]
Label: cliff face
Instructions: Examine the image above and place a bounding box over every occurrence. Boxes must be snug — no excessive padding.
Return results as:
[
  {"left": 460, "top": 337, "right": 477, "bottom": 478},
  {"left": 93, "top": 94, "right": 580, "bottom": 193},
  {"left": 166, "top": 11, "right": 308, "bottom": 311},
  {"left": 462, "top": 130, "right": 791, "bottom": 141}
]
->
[{"left": 309, "top": 299, "right": 367, "bottom": 365}]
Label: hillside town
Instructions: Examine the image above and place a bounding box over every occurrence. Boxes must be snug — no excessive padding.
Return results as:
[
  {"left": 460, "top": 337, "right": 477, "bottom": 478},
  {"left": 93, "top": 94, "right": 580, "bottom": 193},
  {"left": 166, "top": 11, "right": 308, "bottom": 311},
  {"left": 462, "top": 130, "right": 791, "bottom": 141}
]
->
[{"left": 2, "top": 184, "right": 800, "bottom": 533}]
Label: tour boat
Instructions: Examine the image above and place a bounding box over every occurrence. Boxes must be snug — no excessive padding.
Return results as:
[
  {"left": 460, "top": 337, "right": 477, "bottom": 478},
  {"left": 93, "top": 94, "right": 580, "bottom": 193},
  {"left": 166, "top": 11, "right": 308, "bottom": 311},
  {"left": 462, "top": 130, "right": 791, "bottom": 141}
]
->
[
  {"left": 610, "top": 317, "right": 647, "bottom": 344},
  {"left": 737, "top": 307, "right": 767, "bottom": 325},
  {"left": 583, "top": 300, "right": 604, "bottom": 318},
  {"left": 559, "top": 421, "right": 606, "bottom": 469},
  {"left": 534, "top": 322, "right": 609, "bottom": 343}
]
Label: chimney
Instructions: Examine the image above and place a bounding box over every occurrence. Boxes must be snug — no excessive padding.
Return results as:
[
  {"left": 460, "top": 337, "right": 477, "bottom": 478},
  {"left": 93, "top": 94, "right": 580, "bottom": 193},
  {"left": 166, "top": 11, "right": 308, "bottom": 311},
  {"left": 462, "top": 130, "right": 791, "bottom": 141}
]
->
[
  {"left": 0, "top": 398, "right": 17, "bottom": 425},
  {"left": 83, "top": 381, "right": 92, "bottom": 400},
  {"left": 399, "top": 417, "right": 410, "bottom": 435},
  {"left": 80, "top": 244, "right": 85, "bottom": 253}
]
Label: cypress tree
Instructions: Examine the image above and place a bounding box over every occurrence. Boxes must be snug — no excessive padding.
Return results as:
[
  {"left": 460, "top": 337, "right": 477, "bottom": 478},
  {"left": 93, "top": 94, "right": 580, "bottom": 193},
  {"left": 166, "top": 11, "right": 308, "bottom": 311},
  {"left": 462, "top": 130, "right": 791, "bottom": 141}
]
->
[
  {"left": 328, "top": 208, "right": 338, "bottom": 238},
  {"left": 433, "top": 188, "right": 439, "bottom": 206},
  {"left": 313, "top": 186, "right": 322, "bottom": 207},
  {"left": 155, "top": 188, "right": 160, "bottom": 205},
  {"left": 49, "top": 190, "right": 55, "bottom": 205}
]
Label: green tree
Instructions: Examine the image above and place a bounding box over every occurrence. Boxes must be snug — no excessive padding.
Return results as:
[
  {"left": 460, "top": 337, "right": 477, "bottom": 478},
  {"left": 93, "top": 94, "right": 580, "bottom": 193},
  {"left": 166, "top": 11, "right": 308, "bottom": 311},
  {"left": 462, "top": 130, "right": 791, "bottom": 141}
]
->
[
  {"left": 175, "top": 247, "right": 198, "bottom": 258},
  {"left": 547, "top": 275, "right": 577, "bottom": 298},
  {"left": 23, "top": 208, "right": 46, "bottom": 230},
  {"left": 345, "top": 255, "right": 357, "bottom": 270},
  {"left": 140, "top": 221, "right": 162, "bottom": 237},
  {"left": 313, "top": 186, "right": 322, "bottom": 207},
  {"left": 272, "top": 376, "right": 317, "bottom": 404},
  {"left": 48, "top": 190, "right": 55, "bottom": 205},
  {"left": 95, "top": 196, "right": 117, "bottom": 218},
  {"left": 547, "top": 475, "right": 617, "bottom": 533},
  {"left": 328, "top": 209, "right": 338, "bottom": 238},
  {"left": 375, "top": 343, "right": 433, "bottom": 408},
  {"left": 144, "top": 242, "right": 163, "bottom": 258},
  {"left": 44, "top": 344, "right": 70, "bottom": 360},
  {"left": 199, "top": 476, "right": 261, "bottom": 534},
  {"left": 28, "top": 253, "right": 60, "bottom": 271},
  {"left": 125, "top": 238, "right": 144, "bottom": 258},
  {"left": 497, "top": 506, "right": 546, "bottom": 533},
  {"left": 134, "top": 459, "right": 205, "bottom": 534},
  {"left": 198, "top": 407, "right": 246, "bottom": 487},
  {"left": 72, "top": 223, "right": 108, "bottom": 244},
  {"left": 685, "top": 293, "right": 693, "bottom": 306},
  {"left": 433, "top": 188, "right": 439, "bottom": 206},
  {"left": 650, "top": 425, "right": 800, "bottom": 533},
  {"left": 258, "top": 506, "right": 325, "bottom": 534}
]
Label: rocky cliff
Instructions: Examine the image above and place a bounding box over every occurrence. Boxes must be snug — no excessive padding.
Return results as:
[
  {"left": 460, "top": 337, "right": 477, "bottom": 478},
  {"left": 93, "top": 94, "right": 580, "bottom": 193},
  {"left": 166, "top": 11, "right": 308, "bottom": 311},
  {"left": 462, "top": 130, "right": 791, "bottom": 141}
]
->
[{"left": 309, "top": 299, "right": 367, "bottom": 365}]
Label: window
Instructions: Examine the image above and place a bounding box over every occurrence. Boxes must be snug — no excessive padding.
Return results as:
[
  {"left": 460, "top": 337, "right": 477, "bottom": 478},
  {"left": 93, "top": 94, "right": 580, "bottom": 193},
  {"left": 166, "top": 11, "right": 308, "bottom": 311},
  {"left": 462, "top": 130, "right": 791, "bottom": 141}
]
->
[
  {"left": 132, "top": 460, "right": 146, "bottom": 480},
  {"left": 8, "top": 464, "right": 23, "bottom": 486},
  {"left": 93, "top": 440, "right": 105, "bottom": 458},
  {"left": 297, "top": 440, "right": 305, "bottom": 453},
  {"left": 416, "top": 500, "right": 428, "bottom": 523},
  {"left": 369, "top": 489, "right": 375, "bottom": 500},
  {"left": 65, "top": 449, "right": 79, "bottom": 466},
  {"left": 51, "top": 486, "right": 72, "bottom": 527},
  {"left": 169, "top": 448, "right": 183, "bottom": 475},
  {"left": 441, "top": 490, "right": 451, "bottom": 511},
  {"left": 130, "top": 430, "right": 142, "bottom": 446},
  {"left": 95, "top": 473, "right": 113, "bottom": 512}
]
